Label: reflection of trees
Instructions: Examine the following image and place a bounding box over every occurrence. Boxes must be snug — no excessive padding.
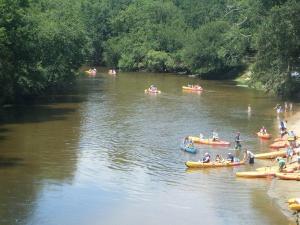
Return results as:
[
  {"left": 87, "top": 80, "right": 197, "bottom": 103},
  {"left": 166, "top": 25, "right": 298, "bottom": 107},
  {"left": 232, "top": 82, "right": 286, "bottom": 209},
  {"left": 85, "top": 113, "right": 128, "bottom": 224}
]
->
[{"left": 0, "top": 99, "right": 81, "bottom": 225}]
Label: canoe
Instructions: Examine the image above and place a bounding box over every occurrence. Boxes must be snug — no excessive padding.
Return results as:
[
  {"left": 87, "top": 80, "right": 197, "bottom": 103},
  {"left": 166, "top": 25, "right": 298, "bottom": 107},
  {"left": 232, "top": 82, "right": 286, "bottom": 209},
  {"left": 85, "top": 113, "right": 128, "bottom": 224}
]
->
[
  {"left": 180, "top": 144, "right": 197, "bottom": 154},
  {"left": 288, "top": 198, "right": 300, "bottom": 204},
  {"left": 85, "top": 70, "right": 96, "bottom": 76},
  {"left": 236, "top": 171, "right": 276, "bottom": 178},
  {"left": 289, "top": 204, "right": 300, "bottom": 211},
  {"left": 275, "top": 173, "right": 300, "bottom": 181},
  {"left": 182, "top": 86, "right": 203, "bottom": 91},
  {"left": 269, "top": 140, "right": 288, "bottom": 149},
  {"left": 185, "top": 160, "right": 245, "bottom": 168},
  {"left": 257, "top": 132, "right": 271, "bottom": 139},
  {"left": 188, "top": 136, "right": 230, "bottom": 146},
  {"left": 256, "top": 165, "right": 296, "bottom": 173},
  {"left": 274, "top": 136, "right": 299, "bottom": 142},
  {"left": 144, "top": 89, "right": 161, "bottom": 94},
  {"left": 254, "top": 150, "right": 286, "bottom": 159}
]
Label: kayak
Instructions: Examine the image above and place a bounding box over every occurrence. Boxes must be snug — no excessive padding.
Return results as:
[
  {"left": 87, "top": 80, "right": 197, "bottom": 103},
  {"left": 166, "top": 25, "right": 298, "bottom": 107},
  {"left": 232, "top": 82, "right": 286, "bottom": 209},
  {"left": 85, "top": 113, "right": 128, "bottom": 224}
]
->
[
  {"left": 180, "top": 144, "right": 197, "bottom": 154},
  {"left": 275, "top": 173, "right": 300, "bottom": 181},
  {"left": 289, "top": 203, "right": 300, "bottom": 211},
  {"left": 236, "top": 171, "right": 276, "bottom": 178},
  {"left": 256, "top": 165, "right": 296, "bottom": 173},
  {"left": 257, "top": 132, "right": 271, "bottom": 139},
  {"left": 188, "top": 136, "right": 230, "bottom": 146},
  {"left": 288, "top": 198, "right": 300, "bottom": 204},
  {"left": 288, "top": 198, "right": 300, "bottom": 211},
  {"left": 269, "top": 140, "right": 288, "bottom": 149},
  {"left": 85, "top": 70, "right": 96, "bottom": 76},
  {"left": 185, "top": 160, "right": 245, "bottom": 168},
  {"left": 274, "top": 136, "right": 299, "bottom": 142},
  {"left": 182, "top": 86, "right": 203, "bottom": 91},
  {"left": 254, "top": 150, "right": 286, "bottom": 159},
  {"left": 144, "top": 89, "right": 161, "bottom": 94}
]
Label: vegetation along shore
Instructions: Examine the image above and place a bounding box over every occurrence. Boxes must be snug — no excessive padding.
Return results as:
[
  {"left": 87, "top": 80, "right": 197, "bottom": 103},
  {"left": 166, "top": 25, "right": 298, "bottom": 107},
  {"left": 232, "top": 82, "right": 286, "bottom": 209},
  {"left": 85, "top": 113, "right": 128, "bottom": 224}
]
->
[{"left": 1, "top": 0, "right": 300, "bottom": 105}]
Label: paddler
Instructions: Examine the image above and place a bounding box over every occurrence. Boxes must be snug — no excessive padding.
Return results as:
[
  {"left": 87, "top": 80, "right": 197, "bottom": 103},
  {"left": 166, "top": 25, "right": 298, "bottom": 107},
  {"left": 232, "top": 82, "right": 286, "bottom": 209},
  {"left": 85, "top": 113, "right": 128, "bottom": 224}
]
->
[
  {"left": 227, "top": 153, "right": 234, "bottom": 163},
  {"left": 202, "top": 152, "right": 211, "bottom": 163},
  {"left": 259, "top": 126, "right": 267, "bottom": 134},
  {"left": 212, "top": 130, "right": 219, "bottom": 141}
]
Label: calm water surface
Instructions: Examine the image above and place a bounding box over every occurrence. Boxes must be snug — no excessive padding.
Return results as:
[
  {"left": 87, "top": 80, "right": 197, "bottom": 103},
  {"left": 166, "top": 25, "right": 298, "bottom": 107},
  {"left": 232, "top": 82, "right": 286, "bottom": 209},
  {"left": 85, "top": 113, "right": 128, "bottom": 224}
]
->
[{"left": 0, "top": 69, "right": 299, "bottom": 225}]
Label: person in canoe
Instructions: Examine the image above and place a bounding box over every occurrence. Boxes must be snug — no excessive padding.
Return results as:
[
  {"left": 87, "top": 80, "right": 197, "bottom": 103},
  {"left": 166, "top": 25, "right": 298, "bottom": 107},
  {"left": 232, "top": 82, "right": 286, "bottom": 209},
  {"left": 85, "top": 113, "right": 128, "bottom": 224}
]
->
[
  {"left": 199, "top": 133, "right": 204, "bottom": 139},
  {"left": 215, "top": 154, "right": 224, "bottom": 162},
  {"left": 227, "top": 153, "right": 234, "bottom": 162},
  {"left": 259, "top": 126, "right": 267, "bottom": 134},
  {"left": 234, "top": 132, "right": 242, "bottom": 150},
  {"left": 244, "top": 149, "right": 255, "bottom": 164},
  {"left": 188, "top": 140, "right": 194, "bottom": 148},
  {"left": 212, "top": 130, "right": 219, "bottom": 142},
  {"left": 183, "top": 136, "right": 189, "bottom": 145},
  {"left": 202, "top": 152, "right": 211, "bottom": 163},
  {"left": 149, "top": 85, "right": 158, "bottom": 91}
]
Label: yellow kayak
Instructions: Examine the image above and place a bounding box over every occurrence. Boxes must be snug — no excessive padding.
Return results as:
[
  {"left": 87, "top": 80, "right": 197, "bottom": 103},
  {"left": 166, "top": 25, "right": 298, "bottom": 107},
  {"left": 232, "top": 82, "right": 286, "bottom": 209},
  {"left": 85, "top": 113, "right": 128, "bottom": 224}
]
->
[
  {"left": 256, "top": 163, "right": 297, "bottom": 173},
  {"left": 185, "top": 160, "right": 245, "bottom": 168},
  {"left": 275, "top": 173, "right": 300, "bottom": 181},
  {"left": 289, "top": 204, "right": 300, "bottom": 211},
  {"left": 236, "top": 171, "right": 276, "bottom": 178},
  {"left": 254, "top": 150, "right": 286, "bottom": 159},
  {"left": 188, "top": 136, "right": 230, "bottom": 146},
  {"left": 182, "top": 85, "right": 203, "bottom": 91},
  {"left": 85, "top": 70, "right": 96, "bottom": 75},
  {"left": 288, "top": 198, "right": 300, "bottom": 204},
  {"left": 144, "top": 89, "right": 161, "bottom": 94}
]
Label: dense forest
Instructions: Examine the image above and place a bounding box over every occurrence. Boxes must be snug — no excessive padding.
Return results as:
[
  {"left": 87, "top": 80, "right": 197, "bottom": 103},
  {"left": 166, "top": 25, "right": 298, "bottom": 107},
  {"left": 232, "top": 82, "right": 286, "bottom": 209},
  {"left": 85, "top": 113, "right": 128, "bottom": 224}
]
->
[{"left": 0, "top": 0, "right": 300, "bottom": 103}]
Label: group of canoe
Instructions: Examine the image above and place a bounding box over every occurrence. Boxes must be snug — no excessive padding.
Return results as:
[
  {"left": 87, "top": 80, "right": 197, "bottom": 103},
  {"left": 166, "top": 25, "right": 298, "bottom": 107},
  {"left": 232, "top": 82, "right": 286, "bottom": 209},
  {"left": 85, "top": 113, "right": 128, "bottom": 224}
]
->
[
  {"left": 144, "top": 84, "right": 203, "bottom": 94},
  {"left": 183, "top": 129, "right": 299, "bottom": 169},
  {"left": 85, "top": 68, "right": 117, "bottom": 76}
]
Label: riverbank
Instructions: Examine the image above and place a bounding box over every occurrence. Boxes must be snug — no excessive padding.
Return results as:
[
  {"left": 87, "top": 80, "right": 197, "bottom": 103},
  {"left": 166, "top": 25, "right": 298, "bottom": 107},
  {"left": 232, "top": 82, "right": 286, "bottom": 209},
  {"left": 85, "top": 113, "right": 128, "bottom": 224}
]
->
[{"left": 269, "top": 110, "right": 300, "bottom": 224}]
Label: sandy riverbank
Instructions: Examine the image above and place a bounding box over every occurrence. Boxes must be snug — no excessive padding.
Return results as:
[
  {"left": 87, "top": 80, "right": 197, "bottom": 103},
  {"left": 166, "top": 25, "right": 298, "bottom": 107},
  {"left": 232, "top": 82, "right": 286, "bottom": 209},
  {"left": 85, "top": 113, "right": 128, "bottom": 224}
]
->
[{"left": 268, "top": 110, "right": 300, "bottom": 224}]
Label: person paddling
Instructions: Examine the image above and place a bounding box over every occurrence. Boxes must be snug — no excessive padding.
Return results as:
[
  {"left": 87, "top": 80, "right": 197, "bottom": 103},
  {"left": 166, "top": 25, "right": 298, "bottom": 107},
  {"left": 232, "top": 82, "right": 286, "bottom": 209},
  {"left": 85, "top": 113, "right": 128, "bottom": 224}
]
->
[
  {"left": 212, "top": 130, "right": 219, "bottom": 142},
  {"left": 259, "top": 126, "right": 267, "bottom": 134},
  {"left": 202, "top": 152, "right": 211, "bottom": 163}
]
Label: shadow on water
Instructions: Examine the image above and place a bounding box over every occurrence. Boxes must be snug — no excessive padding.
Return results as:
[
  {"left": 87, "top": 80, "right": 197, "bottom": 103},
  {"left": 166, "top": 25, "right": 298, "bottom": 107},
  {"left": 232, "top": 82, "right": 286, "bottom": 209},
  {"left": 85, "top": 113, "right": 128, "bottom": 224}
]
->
[
  {"left": 0, "top": 156, "right": 23, "bottom": 168},
  {"left": 0, "top": 105, "right": 77, "bottom": 124},
  {"left": 0, "top": 79, "right": 103, "bottom": 225},
  {"left": 0, "top": 77, "right": 104, "bottom": 138}
]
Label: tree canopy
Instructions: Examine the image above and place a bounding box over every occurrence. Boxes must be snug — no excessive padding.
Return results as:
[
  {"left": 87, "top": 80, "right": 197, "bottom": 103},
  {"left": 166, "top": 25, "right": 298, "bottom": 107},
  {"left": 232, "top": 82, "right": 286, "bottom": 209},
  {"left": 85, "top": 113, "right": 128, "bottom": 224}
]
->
[{"left": 0, "top": 0, "right": 299, "bottom": 102}]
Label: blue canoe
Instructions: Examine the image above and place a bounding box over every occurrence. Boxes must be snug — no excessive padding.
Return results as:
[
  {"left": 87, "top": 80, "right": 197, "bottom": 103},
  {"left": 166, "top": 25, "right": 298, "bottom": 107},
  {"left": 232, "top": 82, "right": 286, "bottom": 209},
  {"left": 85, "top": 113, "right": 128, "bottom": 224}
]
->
[{"left": 180, "top": 144, "right": 197, "bottom": 154}]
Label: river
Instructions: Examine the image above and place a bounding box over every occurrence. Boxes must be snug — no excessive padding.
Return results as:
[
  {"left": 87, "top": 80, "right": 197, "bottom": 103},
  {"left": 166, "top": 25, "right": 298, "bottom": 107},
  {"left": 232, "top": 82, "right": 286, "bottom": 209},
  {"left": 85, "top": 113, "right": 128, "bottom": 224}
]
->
[{"left": 0, "top": 68, "right": 298, "bottom": 225}]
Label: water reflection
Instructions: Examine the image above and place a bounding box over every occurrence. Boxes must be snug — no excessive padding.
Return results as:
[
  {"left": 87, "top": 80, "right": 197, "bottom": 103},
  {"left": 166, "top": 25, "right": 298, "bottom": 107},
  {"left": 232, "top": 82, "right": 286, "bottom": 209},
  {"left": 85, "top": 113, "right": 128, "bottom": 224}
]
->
[{"left": 0, "top": 72, "right": 298, "bottom": 225}]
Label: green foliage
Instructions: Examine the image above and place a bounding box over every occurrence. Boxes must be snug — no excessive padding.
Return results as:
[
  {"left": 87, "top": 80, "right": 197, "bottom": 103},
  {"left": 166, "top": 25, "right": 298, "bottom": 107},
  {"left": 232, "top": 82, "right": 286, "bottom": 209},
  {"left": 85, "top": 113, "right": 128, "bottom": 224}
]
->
[
  {"left": 0, "top": 0, "right": 90, "bottom": 103},
  {"left": 252, "top": 0, "right": 300, "bottom": 96},
  {"left": 183, "top": 21, "right": 247, "bottom": 76},
  {"left": 104, "top": 0, "right": 187, "bottom": 71},
  {"left": 1, "top": 0, "right": 299, "bottom": 102}
]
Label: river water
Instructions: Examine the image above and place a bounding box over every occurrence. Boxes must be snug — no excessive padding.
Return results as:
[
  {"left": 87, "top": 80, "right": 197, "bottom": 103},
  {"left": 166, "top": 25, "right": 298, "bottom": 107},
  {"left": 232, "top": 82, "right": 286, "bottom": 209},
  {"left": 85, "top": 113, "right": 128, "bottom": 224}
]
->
[{"left": 0, "top": 69, "right": 298, "bottom": 225}]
